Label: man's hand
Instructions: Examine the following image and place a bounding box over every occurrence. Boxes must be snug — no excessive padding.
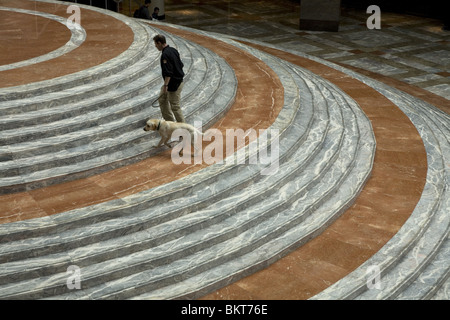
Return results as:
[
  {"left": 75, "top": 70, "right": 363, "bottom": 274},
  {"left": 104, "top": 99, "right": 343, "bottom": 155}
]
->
[{"left": 163, "top": 76, "right": 171, "bottom": 93}]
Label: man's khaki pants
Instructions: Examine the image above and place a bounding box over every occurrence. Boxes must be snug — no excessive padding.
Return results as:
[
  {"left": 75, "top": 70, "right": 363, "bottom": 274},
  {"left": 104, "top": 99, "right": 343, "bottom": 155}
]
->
[{"left": 158, "top": 82, "right": 185, "bottom": 123}]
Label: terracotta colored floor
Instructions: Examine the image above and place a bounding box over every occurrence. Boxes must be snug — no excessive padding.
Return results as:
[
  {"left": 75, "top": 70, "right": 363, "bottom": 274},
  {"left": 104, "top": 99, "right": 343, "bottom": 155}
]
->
[
  {"left": 0, "top": 10, "right": 70, "bottom": 65},
  {"left": 0, "top": 0, "right": 134, "bottom": 87},
  {"left": 1, "top": 0, "right": 447, "bottom": 300}
]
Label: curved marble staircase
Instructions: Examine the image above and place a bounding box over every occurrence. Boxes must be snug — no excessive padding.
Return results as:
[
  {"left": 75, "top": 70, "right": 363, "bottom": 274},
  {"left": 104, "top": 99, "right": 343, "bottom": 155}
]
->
[
  {"left": 311, "top": 69, "right": 450, "bottom": 300},
  {"left": 0, "top": 22, "right": 236, "bottom": 194},
  {"left": 0, "top": 0, "right": 448, "bottom": 300}
]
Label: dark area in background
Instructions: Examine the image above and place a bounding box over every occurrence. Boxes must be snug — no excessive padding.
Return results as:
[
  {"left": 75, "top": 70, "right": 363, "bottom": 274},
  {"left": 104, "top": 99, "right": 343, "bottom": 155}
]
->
[
  {"left": 66, "top": 0, "right": 449, "bottom": 30},
  {"left": 65, "top": 0, "right": 119, "bottom": 12},
  {"left": 341, "top": 0, "right": 446, "bottom": 18},
  {"left": 298, "top": 0, "right": 449, "bottom": 29}
]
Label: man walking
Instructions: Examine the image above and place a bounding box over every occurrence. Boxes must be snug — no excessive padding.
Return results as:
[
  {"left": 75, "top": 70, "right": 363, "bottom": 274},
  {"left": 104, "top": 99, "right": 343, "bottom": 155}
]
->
[{"left": 153, "top": 34, "right": 186, "bottom": 123}]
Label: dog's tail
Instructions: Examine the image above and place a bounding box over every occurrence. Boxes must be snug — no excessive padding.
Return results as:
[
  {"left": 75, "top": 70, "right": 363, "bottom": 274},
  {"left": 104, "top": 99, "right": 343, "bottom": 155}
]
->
[{"left": 192, "top": 126, "right": 205, "bottom": 136}]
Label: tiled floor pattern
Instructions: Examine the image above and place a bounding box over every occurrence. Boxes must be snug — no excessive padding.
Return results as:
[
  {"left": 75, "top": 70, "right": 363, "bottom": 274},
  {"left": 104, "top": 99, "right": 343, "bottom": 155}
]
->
[{"left": 162, "top": 0, "right": 450, "bottom": 101}]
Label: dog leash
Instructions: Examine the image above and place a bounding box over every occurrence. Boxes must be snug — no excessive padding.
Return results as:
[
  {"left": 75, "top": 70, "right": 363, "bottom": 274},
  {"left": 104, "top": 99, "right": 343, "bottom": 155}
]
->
[{"left": 151, "top": 93, "right": 165, "bottom": 108}]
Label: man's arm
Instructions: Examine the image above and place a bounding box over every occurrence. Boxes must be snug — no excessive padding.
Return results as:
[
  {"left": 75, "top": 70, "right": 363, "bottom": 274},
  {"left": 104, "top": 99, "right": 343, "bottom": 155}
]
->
[
  {"left": 161, "top": 50, "right": 175, "bottom": 93},
  {"left": 163, "top": 76, "right": 171, "bottom": 93}
]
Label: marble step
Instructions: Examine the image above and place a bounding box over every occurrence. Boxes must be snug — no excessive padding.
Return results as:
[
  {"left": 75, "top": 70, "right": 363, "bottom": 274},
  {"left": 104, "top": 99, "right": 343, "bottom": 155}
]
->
[
  {"left": 0, "top": 46, "right": 306, "bottom": 244},
  {"left": 0, "top": 93, "right": 350, "bottom": 299},
  {"left": 53, "top": 82, "right": 373, "bottom": 300},
  {"left": 309, "top": 62, "right": 450, "bottom": 300},
  {"left": 0, "top": 24, "right": 195, "bottom": 119},
  {"left": 140, "top": 25, "right": 449, "bottom": 300},
  {"left": 293, "top": 45, "right": 449, "bottom": 300},
  {"left": 0, "top": 25, "right": 192, "bottom": 128},
  {"left": 395, "top": 233, "right": 449, "bottom": 300},
  {"left": 0, "top": 56, "right": 314, "bottom": 296},
  {"left": 431, "top": 268, "right": 450, "bottom": 300},
  {"left": 0, "top": 70, "right": 160, "bottom": 142},
  {"left": 0, "top": 73, "right": 236, "bottom": 194},
  {"left": 0, "top": 12, "right": 151, "bottom": 103},
  {"left": 0, "top": 46, "right": 158, "bottom": 119},
  {"left": 0, "top": 45, "right": 309, "bottom": 255},
  {"left": 0, "top": 32, "right": 237, "bottom": 194},
  {"left": 132, "top": 146, "right": 375, "bottom": 300},
  {"left": 354, "top": 91, "right": 450, "bottom": 300},
  {"left": 0, "top": 38, "right": 220, "bottom": 156},
  {"left": 0, "top": 48, "right": 375, "bottom": 299},
  {"left": 231, "top": 30, "right": 450, "bottom": 300}
]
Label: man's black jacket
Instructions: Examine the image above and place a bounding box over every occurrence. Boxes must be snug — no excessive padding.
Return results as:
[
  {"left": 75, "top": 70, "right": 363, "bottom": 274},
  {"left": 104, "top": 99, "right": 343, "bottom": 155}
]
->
[{"left": 160, "top": 45, "right": 184, "bottom": 91}]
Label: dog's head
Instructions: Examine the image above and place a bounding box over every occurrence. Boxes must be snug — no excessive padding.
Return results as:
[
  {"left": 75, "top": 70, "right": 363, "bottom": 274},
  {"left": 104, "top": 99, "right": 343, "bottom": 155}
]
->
[{"left": 143, "top": 119, "right": 160, "bottom": 132}]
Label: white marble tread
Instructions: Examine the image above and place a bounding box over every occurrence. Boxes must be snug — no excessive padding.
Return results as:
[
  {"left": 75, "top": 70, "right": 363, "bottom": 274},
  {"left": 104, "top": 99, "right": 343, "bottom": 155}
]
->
[
  {"left": 2, "top": 5, "right": 447, "bottom": 300},
  {"left": 0, "top": 24, "right": 237, "bottom": 193},
  {"left": 0, "top": 35, "right": 376, "bottom": 299}
]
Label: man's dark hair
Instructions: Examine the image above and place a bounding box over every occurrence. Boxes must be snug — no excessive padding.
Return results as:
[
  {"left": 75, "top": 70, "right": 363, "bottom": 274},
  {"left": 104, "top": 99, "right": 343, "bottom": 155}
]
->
[
  {"left": 145, "top": 0, "right": 151, "bottom": 4},
  {"left": 153, "top": 34, "right": 166, "bottom": 44}
]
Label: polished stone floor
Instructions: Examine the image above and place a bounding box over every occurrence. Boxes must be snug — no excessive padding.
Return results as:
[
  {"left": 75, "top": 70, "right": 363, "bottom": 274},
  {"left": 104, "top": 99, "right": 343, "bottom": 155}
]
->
[
  {"left": 158, "top": 0, "right": 449, "bottom": 300},
  {"left": 0, "top": 0, "right": 448, "bottom": 300},
  {"left": 162, "top": 0, "right": 450, "bottom": 100}
]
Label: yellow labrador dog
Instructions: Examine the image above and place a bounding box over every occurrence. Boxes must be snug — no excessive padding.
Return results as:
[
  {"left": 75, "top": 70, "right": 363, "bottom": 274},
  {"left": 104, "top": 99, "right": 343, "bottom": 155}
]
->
[{"left": 143, "top": 119, "right": 203, "bottom": 156}]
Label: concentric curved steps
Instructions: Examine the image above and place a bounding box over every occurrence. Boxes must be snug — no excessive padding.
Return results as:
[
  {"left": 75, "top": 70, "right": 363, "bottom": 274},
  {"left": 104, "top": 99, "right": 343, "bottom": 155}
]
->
[
  {"left": 193, "top": 30, "right": 449, "bottom": 300},
  {"left": 147, "top": 24, "right": 449, "bottom": 300},
  {"left": 0, "top": 22, "right": 237, "bottom": 194},
  {"left": 0, "top": 0, "right": 448, "bottom": 300},
  {"left": 311, "top": 80, "right": 449, "bottom": 300},
  {"left": 0, "top": 18, "right": 375, "bottom": 298}
]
